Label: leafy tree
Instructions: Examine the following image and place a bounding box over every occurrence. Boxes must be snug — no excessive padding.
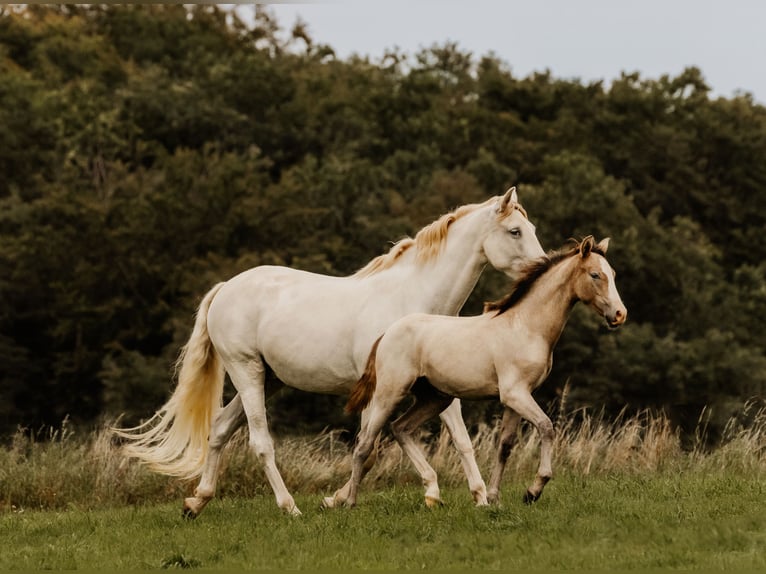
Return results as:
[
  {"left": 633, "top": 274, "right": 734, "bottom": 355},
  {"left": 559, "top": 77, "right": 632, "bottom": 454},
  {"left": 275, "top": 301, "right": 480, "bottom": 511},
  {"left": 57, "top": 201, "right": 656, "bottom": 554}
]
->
[{"left": 0, "top": 4, "right": 764, "bottom": 442}]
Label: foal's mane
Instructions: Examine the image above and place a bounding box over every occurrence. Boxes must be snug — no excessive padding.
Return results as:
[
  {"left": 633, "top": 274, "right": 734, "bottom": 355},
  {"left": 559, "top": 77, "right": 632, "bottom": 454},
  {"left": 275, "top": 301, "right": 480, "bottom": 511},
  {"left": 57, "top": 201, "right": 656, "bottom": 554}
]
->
[
  {"left": 354, "top": 197, "right": 528, "bottom": 278},
  {"left": 484, "top": 236, "right": 606, "bottom": 315}
]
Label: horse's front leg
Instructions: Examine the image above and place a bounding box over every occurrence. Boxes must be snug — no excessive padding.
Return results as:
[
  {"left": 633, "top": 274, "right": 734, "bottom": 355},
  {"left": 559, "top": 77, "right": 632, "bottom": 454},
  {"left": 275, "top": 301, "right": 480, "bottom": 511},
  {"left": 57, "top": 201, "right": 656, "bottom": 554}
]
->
[
  {"left": 486, "top": 406, "right": 522, "bottom": 504},
  {"left": 501, "top": 390, "right": 554, "bottom": 504}
]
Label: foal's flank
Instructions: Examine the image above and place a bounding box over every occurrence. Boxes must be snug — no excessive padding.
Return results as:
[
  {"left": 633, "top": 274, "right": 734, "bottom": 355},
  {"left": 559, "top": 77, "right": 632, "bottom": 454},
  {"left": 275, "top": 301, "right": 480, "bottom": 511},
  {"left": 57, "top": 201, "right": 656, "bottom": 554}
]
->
[{"left": 335, "top": 236, "right": 626, "bottom": 508}]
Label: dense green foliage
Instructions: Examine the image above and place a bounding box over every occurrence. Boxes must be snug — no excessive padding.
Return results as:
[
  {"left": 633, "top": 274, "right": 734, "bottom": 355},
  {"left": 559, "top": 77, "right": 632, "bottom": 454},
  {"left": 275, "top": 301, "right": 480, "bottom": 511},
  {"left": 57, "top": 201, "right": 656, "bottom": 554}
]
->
[{"left": 1, "top": 5, "right": 765, "bottom": 439}]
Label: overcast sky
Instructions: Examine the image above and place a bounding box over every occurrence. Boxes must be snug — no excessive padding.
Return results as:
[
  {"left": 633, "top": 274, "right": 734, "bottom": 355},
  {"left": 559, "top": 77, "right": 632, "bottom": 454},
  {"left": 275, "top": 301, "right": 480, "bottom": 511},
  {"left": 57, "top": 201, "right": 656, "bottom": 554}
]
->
[{"left": 237, "top": 1, "right": 766, "bottom": 104}]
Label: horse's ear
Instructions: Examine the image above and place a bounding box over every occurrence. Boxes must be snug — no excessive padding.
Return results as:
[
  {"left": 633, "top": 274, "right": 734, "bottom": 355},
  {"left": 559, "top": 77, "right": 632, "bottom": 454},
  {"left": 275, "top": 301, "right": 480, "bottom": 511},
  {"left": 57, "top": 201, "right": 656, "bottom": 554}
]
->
[
  {"left": 496, "top": 186, "right": 516, "bottom": 213},
  {"left": 580, "top": 235, "right": 595, "bottom": 258},
  {"left": 596, "top": 237, "right": 610, "bottom": 253}
]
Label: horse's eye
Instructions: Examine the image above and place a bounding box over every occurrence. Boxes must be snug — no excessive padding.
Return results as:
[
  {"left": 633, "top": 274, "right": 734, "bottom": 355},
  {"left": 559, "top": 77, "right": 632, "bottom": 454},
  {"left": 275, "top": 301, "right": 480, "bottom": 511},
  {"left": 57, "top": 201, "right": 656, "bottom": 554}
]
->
[
  {"left": 509, "top": 228, "right": 521, "bottom": 237},
  {"left": 590, "top": 272, "right": 600, "bottom": 280}
]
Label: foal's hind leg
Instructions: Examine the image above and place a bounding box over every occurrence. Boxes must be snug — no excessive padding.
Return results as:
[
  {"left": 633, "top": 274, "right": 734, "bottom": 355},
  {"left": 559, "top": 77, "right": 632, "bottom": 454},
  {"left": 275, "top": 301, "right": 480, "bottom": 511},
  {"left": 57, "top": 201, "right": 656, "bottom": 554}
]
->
[
  {"left": 322, "top": 407, "right": 380, "bottom": 509},
  {"left": 486, "top": 407, "right": 522, "bottom": 504},
  {"left": 346, "top": 390, "right": 407, "bottom": 508},
  {"left": 439, "top": 399, "right": 489, "bottom": 506},
  {"left": 227, "top": 357, "right": 300, "bottom": 515},
  {"left": 183, "top": 394, "right": 246, "bottom": 519},
  {"left": 390, "top": 392, "right": 453, "bottom": 507}
]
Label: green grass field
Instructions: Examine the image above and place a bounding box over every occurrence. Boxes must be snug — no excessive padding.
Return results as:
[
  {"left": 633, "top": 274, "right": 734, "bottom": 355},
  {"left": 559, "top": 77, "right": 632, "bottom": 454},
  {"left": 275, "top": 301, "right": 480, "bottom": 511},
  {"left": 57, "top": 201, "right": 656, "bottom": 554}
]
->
[
  {"left": 1, "top": 472, "right": 764, "bottom": 570},
  {"left": 1, "top": 409, "right": 764, "bottom": 570}
]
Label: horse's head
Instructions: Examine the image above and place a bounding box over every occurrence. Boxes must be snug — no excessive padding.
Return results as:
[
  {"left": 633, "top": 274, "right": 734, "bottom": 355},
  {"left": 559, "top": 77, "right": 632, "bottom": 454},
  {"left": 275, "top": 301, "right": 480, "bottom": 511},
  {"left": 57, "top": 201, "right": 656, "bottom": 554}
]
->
[
  {"left": 572, "top": 236, "right": 627, "bottom": 329},
  {"left": 482, "top": 187, "right": 546, "bottom": 278}
]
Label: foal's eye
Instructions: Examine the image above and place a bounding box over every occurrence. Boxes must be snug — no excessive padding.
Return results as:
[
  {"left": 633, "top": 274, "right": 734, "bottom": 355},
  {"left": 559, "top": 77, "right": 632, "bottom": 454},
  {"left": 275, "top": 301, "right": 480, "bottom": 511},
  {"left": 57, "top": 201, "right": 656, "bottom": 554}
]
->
[
  {"left": 590, "top": 272, "right": 600, "bottom": 280},
  {"left": 509, "top": 227, "right": 521, "bottom": 237}
]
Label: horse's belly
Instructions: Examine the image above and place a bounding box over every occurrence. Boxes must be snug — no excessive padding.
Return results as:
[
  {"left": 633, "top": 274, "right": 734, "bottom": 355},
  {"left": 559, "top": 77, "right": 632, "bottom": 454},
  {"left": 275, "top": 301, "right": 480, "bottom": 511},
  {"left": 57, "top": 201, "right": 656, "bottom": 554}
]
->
[{"left": 263, "top": 351, "right": 356, "bottom": 395}]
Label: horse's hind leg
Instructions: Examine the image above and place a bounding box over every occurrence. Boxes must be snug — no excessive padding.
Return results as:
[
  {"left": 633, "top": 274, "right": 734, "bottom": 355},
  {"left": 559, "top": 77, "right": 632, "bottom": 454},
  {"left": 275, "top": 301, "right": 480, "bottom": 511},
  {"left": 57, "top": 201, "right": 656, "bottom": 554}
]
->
[
  {"left": 439, "top": 398, "right": 489, "bottom": 506},
  {"left": 227, "top": 357, "right": 300, "bottom": 515},
  {"left": 486, "top": 407, "right": 522, "bottom": 504},
  {"left": 183, "top": 394, "right": 246, "bottom": 518},
  {"left": 390, "top": 390, "right": 453, "bottom": 507}
]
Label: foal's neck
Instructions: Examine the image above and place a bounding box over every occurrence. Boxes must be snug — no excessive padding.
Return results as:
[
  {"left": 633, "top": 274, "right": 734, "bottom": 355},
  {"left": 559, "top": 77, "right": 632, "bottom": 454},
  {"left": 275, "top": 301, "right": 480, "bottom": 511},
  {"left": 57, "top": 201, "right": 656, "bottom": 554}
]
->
[{"left": 515, "top": 256, "right": 579, "bottom": 346}]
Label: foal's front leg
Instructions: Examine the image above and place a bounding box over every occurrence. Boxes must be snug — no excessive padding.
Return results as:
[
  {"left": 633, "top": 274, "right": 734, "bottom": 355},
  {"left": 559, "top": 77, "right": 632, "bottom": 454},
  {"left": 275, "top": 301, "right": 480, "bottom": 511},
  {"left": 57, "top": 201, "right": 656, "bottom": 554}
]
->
[
  {"left": 439, "top": 399, "right": 489, "bottom": 506},
  {"left": 501, "top": 390, "right": 554, "bottom": 503}
]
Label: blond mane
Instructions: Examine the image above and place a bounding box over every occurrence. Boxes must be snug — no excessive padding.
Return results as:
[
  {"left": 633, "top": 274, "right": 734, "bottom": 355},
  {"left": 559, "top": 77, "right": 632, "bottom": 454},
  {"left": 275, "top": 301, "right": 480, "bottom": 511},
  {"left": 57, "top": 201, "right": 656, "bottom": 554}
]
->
[{"left": 354, "top": 197, "right": 527, "bottom": 278}]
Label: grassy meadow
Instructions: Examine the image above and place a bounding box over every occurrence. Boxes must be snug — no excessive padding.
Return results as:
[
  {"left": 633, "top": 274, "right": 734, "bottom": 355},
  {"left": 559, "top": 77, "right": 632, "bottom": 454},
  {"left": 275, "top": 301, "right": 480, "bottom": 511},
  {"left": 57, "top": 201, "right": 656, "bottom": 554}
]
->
[{"left": 0, "top": 408, "right": 764, "bottom": 570}]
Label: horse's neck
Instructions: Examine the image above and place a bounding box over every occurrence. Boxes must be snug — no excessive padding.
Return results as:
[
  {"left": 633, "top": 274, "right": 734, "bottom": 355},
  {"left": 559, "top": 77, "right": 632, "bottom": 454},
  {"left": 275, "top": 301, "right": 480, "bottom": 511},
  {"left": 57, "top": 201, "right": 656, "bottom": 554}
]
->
[
  {"left": 373, "top": 207, "right": 490, "bottom": 315},
  {"left": 414, "top": 207, "right": 492, "bottom": 314},
  {"left": 515, "top": 258, "right": 579, "bottom": 346}
]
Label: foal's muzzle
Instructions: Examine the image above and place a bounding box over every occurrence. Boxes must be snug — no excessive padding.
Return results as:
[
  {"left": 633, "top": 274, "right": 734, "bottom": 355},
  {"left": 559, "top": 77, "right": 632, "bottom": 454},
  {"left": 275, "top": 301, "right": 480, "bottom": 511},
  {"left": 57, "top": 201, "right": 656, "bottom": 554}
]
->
[{"left": 605, "top": 307, "right": 627, "bottom": 329}]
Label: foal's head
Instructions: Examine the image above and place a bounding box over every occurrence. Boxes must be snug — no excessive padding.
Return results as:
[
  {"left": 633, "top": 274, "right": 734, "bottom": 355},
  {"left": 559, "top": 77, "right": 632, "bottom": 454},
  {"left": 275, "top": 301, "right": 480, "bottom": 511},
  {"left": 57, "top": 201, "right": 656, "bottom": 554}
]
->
[{"left": 571, "top": 236, "right": 627, "bottom": 329}]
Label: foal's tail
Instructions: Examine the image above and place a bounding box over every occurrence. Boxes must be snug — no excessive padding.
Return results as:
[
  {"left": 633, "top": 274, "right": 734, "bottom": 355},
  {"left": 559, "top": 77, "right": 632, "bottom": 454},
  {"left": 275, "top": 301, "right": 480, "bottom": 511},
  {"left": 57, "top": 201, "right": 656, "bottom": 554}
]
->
[
  {"left": 112, "top": 282, "right": 226, "bottom": 479},
  {"left": 345, "top": 336, "right": 383, "bottom": 415}
]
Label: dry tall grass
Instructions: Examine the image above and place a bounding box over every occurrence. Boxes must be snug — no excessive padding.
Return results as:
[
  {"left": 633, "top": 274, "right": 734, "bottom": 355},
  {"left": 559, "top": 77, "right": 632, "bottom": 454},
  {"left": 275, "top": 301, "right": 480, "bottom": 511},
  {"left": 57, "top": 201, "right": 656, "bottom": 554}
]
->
[{"left": 1, "top": 406, "right": 764, "bottom": 513}]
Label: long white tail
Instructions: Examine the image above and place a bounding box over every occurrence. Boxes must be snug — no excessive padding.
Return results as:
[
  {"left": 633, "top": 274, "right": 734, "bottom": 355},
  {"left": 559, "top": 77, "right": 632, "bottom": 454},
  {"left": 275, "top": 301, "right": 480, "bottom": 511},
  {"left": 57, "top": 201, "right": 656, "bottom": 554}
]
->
[{"left": 112, "top": 282, "right": 226, "bottom": 478}]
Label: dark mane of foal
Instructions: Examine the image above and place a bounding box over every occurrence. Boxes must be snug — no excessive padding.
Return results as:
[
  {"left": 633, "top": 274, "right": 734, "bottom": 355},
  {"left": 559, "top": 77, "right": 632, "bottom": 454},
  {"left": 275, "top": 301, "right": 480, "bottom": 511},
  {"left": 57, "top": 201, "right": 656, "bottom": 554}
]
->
[{"left": 484, "top": 237, "right": 607, "bottom": 316}]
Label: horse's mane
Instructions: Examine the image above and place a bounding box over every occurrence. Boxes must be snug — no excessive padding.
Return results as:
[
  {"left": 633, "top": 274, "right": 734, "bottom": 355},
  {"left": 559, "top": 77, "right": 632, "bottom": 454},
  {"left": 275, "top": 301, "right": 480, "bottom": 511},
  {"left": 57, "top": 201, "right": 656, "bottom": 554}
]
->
[
  {"left": 484, "top": 236, "right": 606, "bottom": 316},
  {"left": 354, "top": 197, "right": 528, "bottom": 278}
]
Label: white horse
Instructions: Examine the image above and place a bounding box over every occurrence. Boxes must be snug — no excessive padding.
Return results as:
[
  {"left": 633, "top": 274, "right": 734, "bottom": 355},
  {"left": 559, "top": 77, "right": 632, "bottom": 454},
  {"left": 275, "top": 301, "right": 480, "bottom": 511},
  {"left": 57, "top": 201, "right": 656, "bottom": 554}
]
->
[
  {"left": 335, "top": 236, "right": 627, "bottom": 508},
  {"left": 114, "top": 187, "right": 545, "bottom": 516}
]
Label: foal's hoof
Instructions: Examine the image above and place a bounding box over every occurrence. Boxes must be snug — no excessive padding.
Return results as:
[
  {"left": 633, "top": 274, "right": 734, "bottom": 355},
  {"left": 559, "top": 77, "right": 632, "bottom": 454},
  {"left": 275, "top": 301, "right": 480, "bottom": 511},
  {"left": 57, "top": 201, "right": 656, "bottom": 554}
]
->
[
  {"left": 425, "top": 496, "right": 444, "bottom": 508},
  {"left": 181, "top": 506, "right": 198, "bottom": 520},
  {"left": 523, "top": 489, "right": 541, "bottom": 505}
]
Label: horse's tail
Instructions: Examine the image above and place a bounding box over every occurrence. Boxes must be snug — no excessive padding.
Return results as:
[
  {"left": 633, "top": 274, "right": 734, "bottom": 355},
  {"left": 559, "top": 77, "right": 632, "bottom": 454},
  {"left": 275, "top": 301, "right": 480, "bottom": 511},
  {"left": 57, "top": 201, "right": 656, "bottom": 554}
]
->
[
  {"left": 112, "top": 282, "right": 226, "bottom": 479},
  {"left": 345, "top": 335, "right": 383, "bottom": 415}
]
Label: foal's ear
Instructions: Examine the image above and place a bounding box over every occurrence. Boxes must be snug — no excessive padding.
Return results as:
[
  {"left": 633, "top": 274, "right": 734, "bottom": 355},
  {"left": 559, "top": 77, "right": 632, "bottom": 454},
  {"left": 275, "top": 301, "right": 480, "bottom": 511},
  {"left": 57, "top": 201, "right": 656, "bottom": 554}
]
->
[
  {"left": 580, "top": 235, "right": 595, "bottom": 258},
  {"left": 496, "top": 186, "right": 517, "bottom": 213},
  {"left": 596, "top": 237, "right": 610, "bottom": 253}
]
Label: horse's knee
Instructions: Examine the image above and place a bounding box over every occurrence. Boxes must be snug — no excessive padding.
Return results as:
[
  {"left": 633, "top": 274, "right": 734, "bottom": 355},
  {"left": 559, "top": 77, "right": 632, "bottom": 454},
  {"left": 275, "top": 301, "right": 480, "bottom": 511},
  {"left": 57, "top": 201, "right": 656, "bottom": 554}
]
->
[
  {"left": 249, "top": 435, "right": 276, "bottom": 462},
  {"left": 538, "top": 419, "right": 554, "bottom": 442},
  {"left": 390, "top": 419, "right": 412, "bottom": 443}
]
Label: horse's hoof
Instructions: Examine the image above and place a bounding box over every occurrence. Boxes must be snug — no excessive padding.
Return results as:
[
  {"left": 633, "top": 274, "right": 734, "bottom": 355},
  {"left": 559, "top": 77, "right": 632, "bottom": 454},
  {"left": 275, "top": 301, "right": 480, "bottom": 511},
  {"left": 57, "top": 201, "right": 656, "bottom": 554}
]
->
[
  {"left": 523, "top": 489, "right": 540, "bottom": 505},
  {"left": 486, "top": 493, "right": 500, "bottom": 506},
  {"left": 321, "top": 496, "right": 338, "bottom": 509},
  {"left": 286, "top": 505, "right": 303, "bottom": 517},
  {"left": 425, "top": 496, "right": 444, "bottom": 508}
]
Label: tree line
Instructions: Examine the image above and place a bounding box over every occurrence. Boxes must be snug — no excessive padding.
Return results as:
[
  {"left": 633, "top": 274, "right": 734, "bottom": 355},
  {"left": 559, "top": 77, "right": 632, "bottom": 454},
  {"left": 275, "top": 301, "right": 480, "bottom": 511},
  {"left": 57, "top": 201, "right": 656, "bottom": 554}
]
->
[{"left": 1, "top": 4, "right": 765, "bottom": 441}]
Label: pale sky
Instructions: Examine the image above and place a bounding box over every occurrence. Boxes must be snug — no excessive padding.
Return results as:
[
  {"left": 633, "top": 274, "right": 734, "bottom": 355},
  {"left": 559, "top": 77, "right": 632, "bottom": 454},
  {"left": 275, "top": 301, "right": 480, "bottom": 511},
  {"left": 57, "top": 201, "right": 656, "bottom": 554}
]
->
[{"left": 235, "top": 1, "right": 766, "bottom": 104}]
